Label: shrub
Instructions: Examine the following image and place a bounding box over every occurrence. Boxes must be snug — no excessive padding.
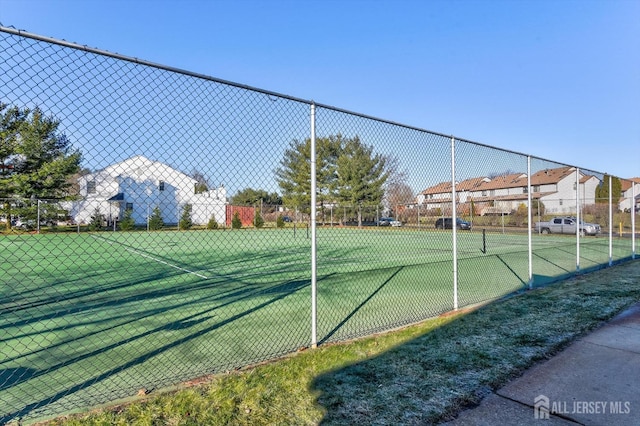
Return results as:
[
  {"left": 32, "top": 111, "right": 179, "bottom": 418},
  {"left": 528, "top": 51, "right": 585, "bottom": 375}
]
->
[
  {"left": 149, "top": 206, "right": 164, "bottom": 231},
  {"left": 207, "top": 216, "right": 219, "bottom": 229},
  {"left": 276, "top": 215, "right": 285, "bottom": 228},
  {"left": 231, "top": 211, "right": 242, "bottom": 229},
  {"left": 88, "top": 208, "right": 103, "bottom": 231},
  {"left": 119, "top": 208, "right": 135, "bottom": 231},
  {"left": 253, "top": 209, "right": 264, "bottom": 228},
  {"left": 179, "top": 204, "right": 193, "bottom": 230}
]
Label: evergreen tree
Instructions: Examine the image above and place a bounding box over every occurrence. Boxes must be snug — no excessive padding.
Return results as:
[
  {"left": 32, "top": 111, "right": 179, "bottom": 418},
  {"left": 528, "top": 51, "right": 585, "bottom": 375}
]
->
[
  {"left": 231, "top": 211, "right": 242, "bottom": 229},
  {"left": 253, "top": 209, "right": 264, "bottom": 228},
  {"left": 232, "top": 188, "right": 282, "bottom": 206},
  {"left": 1, "top": 103, "right": 82, "bottom": 229},
  {"left": 119, "top": 207, "right": 135, "bottom": 231},
  {"left": 275, "top": 135, "right": 342, "bottom": 212},
  {"left": 88, "top": 208, "right": 103, "bottom": 231},
  {"left": 179, "top": 204, "right": 193, "bottom": 230},
  {"left": 207, "top": 215, "right": 219, "bottom": 229},
  {"left": 148, "top": 206, "right": 164, "bottom": 230},
  {"left": 595, "top": 175, "right": 622, "bottom": 204},
  {"left": 336, "top": 137, "right": 388, "bottom": 227}
]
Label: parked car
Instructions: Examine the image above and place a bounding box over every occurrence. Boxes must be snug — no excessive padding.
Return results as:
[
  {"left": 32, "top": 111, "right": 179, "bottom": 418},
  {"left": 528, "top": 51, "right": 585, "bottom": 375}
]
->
[
  {"left": 12, "top": 216, "right": 59, "bottom": 230},
  {"left": 281, "top": 216, "right": 293, "bottom": 223},
  {"left": 435, "top": 217, "right": 472, "bottom": 230},
  {"left": 377, "top": 217, "right": 402, "bottom": 227},
  {"left": 534, "top": 216, "right": 600, "bottom": 236}
]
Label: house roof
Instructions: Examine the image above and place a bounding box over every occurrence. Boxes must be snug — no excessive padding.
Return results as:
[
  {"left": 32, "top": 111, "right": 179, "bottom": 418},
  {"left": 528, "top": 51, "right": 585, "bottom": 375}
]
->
[
  {"left": 420, "top": 181, "right": 453, "bottom": 195},
  {"left": 580, "top": 175, "right": 597, "bottom": 184},
  {"left": 529, "top": 166, "right": 575, "bottom": 186},
  {"left": 475, "top": 173, "right": 528, "bottom": 191},
  {"left": 621, "top": 178, "right": 640, "bottom": 191},
  {"left": 457, "top": 177, "right": 491, "bottom": 191},
  {"left": 90, "top": 155, "right": 198, "bottom": 185},
  {"left": 419, "top": 166, "right": 581, "bottom": 196}
]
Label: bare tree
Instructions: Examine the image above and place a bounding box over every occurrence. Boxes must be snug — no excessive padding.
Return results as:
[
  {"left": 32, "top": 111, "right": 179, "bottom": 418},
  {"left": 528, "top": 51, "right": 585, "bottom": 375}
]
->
[
  {"left": 191, "top": 169, "right": 210, "bottom": 194},
  {"left": 382, "top": 154, "right": 414, "bottom": 214}
]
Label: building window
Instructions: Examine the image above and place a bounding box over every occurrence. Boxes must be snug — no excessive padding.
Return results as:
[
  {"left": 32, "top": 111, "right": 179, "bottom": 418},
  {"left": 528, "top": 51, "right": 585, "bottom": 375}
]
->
[
  {"left": 158, "top": 180, "right": 165, "bottom": 191},
  {"left": 87, "top": 180, "right": 96, "bottom": 194},
  {"left": 125, "top": 203, "right": 133, "bottom": 211},
  {"left": 523, "top": 187, "right": 528, "bottom": 194},
  {"left": 533, "top": 185, "right": 540, "bottom": 193},
  {"left": 482, "top": 190, "right": 487, "bottom": 197},
  {"left": 573, "top": 182, "right": 577, "bottom": 190},
  {"left": 559, "top": 199, "right": 563, "bottom": 206}
]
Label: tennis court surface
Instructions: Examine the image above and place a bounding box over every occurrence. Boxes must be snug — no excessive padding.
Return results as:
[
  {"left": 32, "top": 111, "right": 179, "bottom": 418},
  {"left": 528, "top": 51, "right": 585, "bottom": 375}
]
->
[{"left": 1, "top": 227, "right": 632, "bottom": 422}]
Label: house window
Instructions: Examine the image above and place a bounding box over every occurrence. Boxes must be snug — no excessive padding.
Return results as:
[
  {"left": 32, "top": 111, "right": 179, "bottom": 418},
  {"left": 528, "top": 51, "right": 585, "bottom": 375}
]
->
[
  {"left": 87, "top": 180, "right": 96, "bottom": 194},
  {"left": 158, "top": 180, "right": 165, "bottom": 191},
  {"left": 482, "top": 190, "right": 487, "bottom": 197},
  {"left": 523, "top": 187, "right": 528, "bottom": 194},
  {"left": 533, "top": 185, "right": 540, "bottom": 193},
  {"left": 573, "top": 182, "right": 577, "bottom": 190},
  {"left": 559, "top": 199, "right": 563, "bottom": 206},
  {"left": 125, "top": 203, "right": 133, "bottom": 211},
  {"left": 490, "top": 190, "right": 495, "bottom": 197}
]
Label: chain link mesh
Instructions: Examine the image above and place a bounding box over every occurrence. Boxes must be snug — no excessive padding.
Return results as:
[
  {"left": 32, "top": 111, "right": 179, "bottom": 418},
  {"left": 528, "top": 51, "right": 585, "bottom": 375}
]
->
[{"left": 0, "top": 27, "right": 637, "bottom": 423}]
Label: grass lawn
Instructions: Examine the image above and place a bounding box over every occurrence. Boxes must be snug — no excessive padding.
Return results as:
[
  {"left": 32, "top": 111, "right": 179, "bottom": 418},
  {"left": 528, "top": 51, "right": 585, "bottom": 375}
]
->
[
  {"left": 0, "top": 227, "right": 635, "bottom": 423},
  {"left": 38, "top": 259, "right": 640, "bottom": 425}
]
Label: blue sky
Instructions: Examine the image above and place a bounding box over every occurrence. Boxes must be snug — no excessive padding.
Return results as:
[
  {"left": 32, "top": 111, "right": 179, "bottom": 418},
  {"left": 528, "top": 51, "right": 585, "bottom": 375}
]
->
[{"left": 1, "top": 0, "right": 638, "bottom": 180}]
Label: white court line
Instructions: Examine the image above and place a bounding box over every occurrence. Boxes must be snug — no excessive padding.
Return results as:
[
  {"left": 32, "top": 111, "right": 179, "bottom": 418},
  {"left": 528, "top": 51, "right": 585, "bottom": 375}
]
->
[{"left": 91, "top": 235, "right": 209, "bottom": 279}]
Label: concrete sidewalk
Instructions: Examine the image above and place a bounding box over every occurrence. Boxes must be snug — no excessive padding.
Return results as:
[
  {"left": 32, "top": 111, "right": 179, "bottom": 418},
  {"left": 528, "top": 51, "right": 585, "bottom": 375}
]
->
[{"left": 442, "top": 302, "right": 640, "bottom": 425}]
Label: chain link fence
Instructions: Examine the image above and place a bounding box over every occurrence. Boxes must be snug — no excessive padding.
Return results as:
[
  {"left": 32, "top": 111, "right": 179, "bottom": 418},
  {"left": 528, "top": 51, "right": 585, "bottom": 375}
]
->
[{"left": 1, "top": 26, "right": 638, "bottom": 423}]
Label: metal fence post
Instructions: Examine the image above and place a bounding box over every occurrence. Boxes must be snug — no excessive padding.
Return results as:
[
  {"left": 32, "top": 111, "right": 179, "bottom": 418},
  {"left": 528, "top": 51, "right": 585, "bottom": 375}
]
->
[
  {"left": 576, "top": 167, "right": 580, "bottom": 272},
  {"left": 37, "top": 199, "right": 41, "bottom": 234},
  {"left": 609, "top": 175, "right": 613, "bottom": 266},
  {"left": 451, "top": 136, "right": 458, "bottom": 310},
  {"left": 527, "top": 157, "right": 533, "bottom": 288},
  {"left": 310, "top": 102, "right": 318, "bottom": 348},
  {"left": 633, "top": 181, "right": 637, "bottom": 259}
]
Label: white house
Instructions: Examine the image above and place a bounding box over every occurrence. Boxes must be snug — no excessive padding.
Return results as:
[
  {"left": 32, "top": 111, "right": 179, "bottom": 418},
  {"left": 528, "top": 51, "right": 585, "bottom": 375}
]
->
[
  {"left": 68, "top": 156, "right": 226, "bottom": 226},
  {"left": 620, "top": 178, "right": 640, "bottom": 212},
  {"left": 416, "top": 166, "right": 601, "bottom": 215}
]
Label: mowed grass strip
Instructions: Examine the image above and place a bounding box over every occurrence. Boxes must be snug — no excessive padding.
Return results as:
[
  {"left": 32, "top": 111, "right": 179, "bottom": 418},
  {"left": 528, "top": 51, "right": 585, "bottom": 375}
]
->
[{"left": 41, "top": 259, "right": 640, "bottom": 426}]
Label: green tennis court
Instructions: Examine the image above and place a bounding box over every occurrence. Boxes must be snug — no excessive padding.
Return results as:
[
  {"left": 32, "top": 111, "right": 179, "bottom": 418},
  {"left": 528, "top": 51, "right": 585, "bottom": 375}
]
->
[{"left": 0, "top": 227, "right": 633, "bottom": 422}]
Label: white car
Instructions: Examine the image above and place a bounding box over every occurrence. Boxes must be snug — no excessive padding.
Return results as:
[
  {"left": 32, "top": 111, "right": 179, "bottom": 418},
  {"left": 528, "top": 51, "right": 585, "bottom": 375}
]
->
[{"left": 378, "top": 217, "right": 402, "bottom": 227}]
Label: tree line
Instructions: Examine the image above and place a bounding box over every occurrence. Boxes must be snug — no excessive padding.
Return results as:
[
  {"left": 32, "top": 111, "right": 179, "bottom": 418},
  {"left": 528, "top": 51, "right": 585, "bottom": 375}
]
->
[{"left": 2, "top": 101, "right": 414, "bottom": 231}]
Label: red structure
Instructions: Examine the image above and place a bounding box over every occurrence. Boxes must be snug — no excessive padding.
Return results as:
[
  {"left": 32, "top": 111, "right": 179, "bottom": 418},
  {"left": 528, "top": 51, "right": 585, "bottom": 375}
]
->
[{"left": 225, "top": 205, "right": 255, "bottom": 227}]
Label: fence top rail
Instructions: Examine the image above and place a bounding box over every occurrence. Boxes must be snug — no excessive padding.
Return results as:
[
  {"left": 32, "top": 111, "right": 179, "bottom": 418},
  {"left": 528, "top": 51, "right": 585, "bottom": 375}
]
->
[{"left": 0, "top": 25, "right": 610, "bottom": 179}]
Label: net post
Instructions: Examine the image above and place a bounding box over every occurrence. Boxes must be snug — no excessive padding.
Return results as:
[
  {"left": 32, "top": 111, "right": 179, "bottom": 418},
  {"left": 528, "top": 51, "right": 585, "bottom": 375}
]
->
[{"left": 481, "top": 228, "right": 486, "bottom": 254}]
